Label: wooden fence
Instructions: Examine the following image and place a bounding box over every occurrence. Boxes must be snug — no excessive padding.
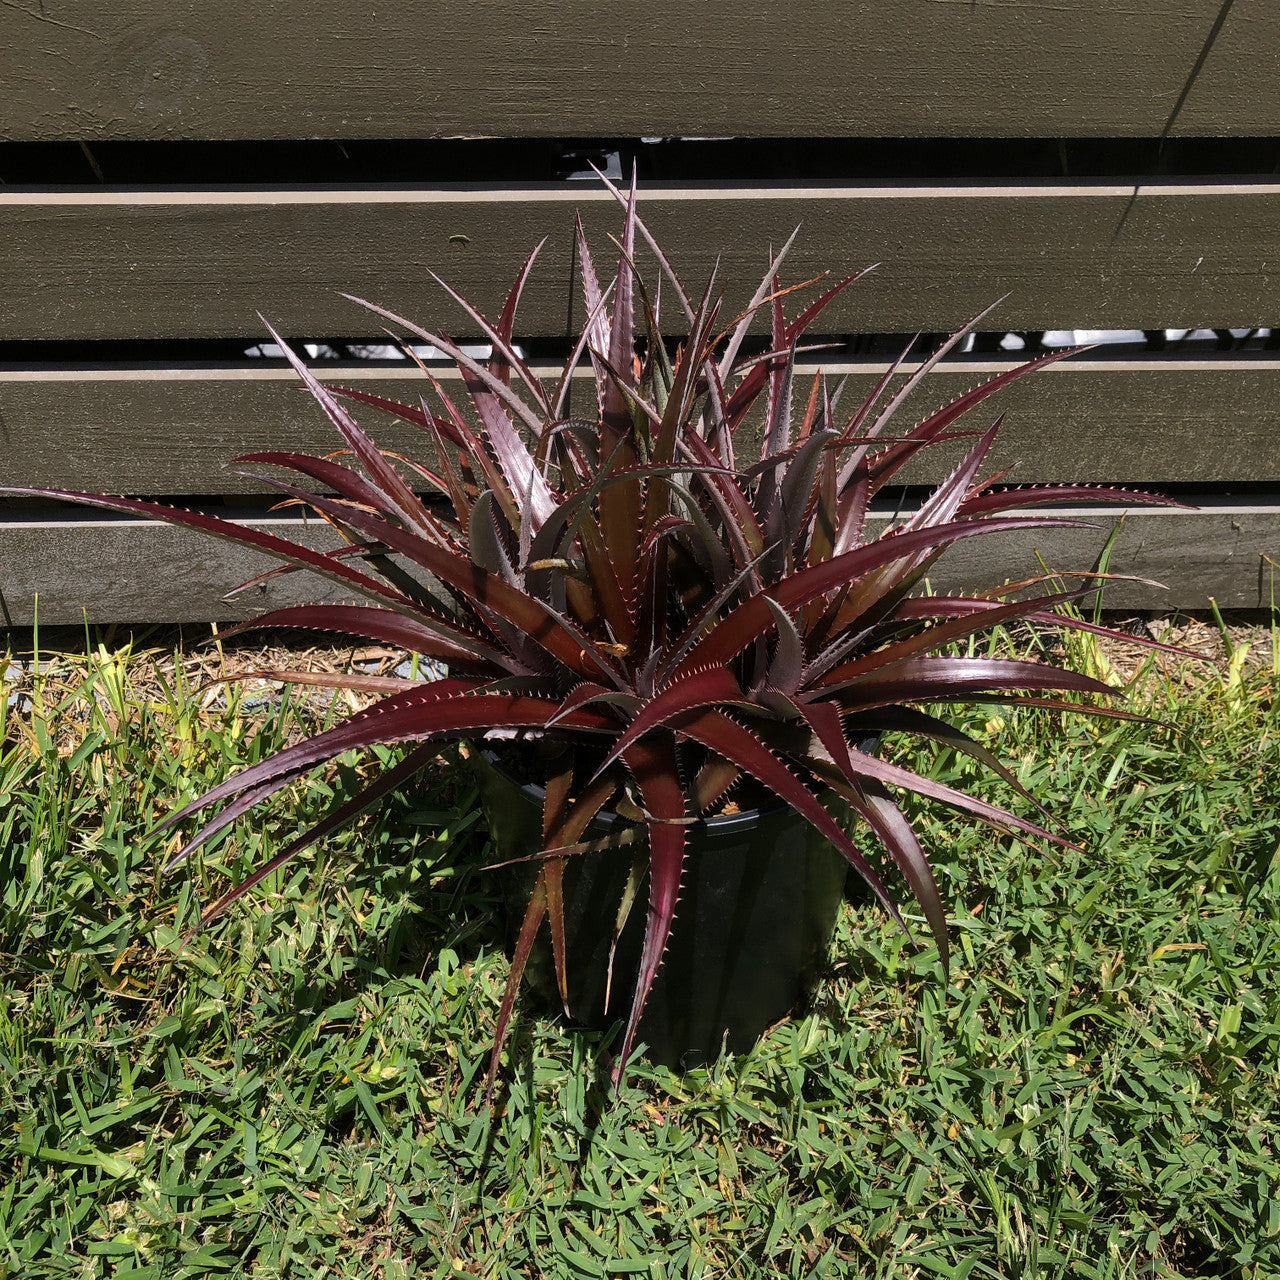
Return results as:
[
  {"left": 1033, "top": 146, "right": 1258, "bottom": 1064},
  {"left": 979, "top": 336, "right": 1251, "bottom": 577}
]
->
[{"left": 1, "top": 1, "right": 1277, "bottom": 623}]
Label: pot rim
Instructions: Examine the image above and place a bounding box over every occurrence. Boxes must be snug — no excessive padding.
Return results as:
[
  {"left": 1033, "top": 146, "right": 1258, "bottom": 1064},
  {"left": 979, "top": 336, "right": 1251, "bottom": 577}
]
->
[
  {"left": 477, "top": 746, "right": 769, "bottom": 834},
  {"left": 475, "top": 735, "right": 878, "bottom": 836}
]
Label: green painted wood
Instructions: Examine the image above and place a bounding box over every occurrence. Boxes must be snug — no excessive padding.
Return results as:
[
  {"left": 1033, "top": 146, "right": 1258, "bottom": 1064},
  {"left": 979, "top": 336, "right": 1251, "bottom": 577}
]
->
[
  {"left": 4, "top": 183, "right": 1278, "bottom": 342},
  {"left": 1, "top": 358, "right": 1277, "bottom": 493},
  {"left": 2, "top": 501, "right": 1274, "bottom": 624},
  {"left": 1, "top": 2, "right": 1274, "bottom": 140}
]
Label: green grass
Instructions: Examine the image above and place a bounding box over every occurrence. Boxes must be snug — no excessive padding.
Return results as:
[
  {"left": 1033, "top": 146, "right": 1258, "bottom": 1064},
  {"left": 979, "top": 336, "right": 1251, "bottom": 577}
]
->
[{"left": 1, "top": 621, "right": 1278, "bottom": 1279}]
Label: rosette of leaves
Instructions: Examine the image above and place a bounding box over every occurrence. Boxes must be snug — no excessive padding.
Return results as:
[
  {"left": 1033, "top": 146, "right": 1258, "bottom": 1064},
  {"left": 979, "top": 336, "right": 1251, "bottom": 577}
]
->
[{"left": 3, "top": 178, "right": 1184, "bottom": 1088}]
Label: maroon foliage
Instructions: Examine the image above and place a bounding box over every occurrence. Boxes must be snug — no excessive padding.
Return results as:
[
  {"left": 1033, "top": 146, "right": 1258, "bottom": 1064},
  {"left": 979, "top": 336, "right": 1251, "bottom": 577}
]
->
[{"left": 1, "top": 180, "right": 1188, "bottom": 1091}]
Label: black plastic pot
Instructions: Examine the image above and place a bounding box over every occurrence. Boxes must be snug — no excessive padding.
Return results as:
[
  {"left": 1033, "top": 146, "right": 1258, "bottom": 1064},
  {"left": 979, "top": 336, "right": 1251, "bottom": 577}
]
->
[{"left": 472, "top": 746, "right": 866, "bottom": 1069}]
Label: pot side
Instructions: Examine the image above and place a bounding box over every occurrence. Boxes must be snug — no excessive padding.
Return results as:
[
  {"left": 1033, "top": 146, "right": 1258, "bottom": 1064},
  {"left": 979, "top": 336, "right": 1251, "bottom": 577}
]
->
[{"left": 472, "top": 748, "right": 859, "bottom": 1070}]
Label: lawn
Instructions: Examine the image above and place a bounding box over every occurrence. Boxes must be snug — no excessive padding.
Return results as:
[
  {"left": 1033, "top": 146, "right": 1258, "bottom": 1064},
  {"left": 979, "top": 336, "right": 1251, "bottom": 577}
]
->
[{"left": 1, "top": 617, "right": 1277, "bottom": 1278}]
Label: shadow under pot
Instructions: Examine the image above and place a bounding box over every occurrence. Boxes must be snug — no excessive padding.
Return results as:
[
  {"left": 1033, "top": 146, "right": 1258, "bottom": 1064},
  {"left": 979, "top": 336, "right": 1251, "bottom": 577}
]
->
[{"left": 471, "top": 743, "right": 873, "bottom": 1070}]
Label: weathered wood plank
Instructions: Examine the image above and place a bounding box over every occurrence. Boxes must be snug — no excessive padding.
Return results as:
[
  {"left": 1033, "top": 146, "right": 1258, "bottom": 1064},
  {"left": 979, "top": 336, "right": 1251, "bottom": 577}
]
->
[
  {"left": 1, "top": 2, "right": 1275, "bottom": 140},
  {"left": 0, "top": 511, "right": 337, "bottom": 624},
  {"left": 3, "top": 502, "right": 1275, "bottom": 624},
  {"left": 3, "top": 183, "right": 1278, "bottom": 341},
  {"left": 2, "top": 359, "right": 1277, "bottom": 493},
  {"left": 734, "top": 359, "right": 1280, "bottom": 487}
]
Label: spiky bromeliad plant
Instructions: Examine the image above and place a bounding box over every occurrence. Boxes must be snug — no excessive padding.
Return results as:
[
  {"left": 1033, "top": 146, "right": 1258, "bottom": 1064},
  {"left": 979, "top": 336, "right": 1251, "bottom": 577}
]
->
[{"left": 6, "top": 179, "right": 1181, "bottom": 1088}]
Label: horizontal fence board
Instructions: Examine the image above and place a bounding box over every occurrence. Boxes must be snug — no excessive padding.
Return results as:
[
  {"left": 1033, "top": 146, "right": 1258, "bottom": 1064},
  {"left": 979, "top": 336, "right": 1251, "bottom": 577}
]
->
[
  {"left": 3, "top": 503, "right": 1276, "bottom": 625},
  {"left": 0, "top": 512, "right": 336, "bottom": 624},
  {"left": 4, "top": 183, "right": 1279, "bottom": 341},
  {"left": 3, "top": 359, "right": 1279, "bottom": 492},
  {"left": 2, "top": 3, "right": 1276, "bottom": 140}
]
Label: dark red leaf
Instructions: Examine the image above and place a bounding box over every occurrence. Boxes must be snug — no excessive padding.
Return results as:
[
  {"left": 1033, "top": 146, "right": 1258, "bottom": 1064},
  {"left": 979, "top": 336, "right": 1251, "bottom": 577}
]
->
[
  {"left": 671, "top": 707, "right": 906, "bottom": 931},
  {"left": 216, "top": 603, "right": 498, "bottom": 666},
  {"left": 185, "top": 744, "right": 437, "bottom": 935},
  {"left": 676, "top": 515, "right": 1095, "bottom": 676},
  {"left": 0, "top": 487, "right": 429, "bottom": 616},
  {"left": 797, "top": 700, "right": 946, "bottom": 964},
  {"left": 812, "top": 586, "right": 1094, "bottom": 685},
  {"left": 819, "top": 654, "right": 1116, "bottom": 706},
  {"left": 850, "top": 705, "right": 1052, "bottom": 820},
  {"left": 156, "top": 687, "right": 614, "bottom": 842},
  {"left": 806, "top": 740, "right": 1082, "bottom": 852},
  {"left": 598, "top": 666, "right": 746, "bottom": 773},
  {"left": 613, "top": 736, "right": 688, "bottom": 1086},
  {"left": 957, "top": 484, "right": 1186, "bottom": 517},
  {"left": 235, "top": 451, "right": 393, "bottom": 510},
  {"left": 236, "top": 473, "right": 618, "bottom": 684},
  {"left": 260, "top": 320, "right": 436, "bottom": 535},
  {"left": 485, "top": 869, "right": 549, "bottom": 1102}
]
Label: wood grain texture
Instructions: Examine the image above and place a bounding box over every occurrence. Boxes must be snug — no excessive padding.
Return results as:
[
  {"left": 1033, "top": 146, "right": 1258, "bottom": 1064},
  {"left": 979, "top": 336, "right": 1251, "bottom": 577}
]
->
[
  {"left": 3, "top": 501, "right": 1274, "bottom": 625},
  {"left": 4, "top": 183, "right": 1279, "bottom": 341},
  {"left": 1, "top": 2, "right": 1274, "bottom": 140},
  {"left": 0, "top": 510, "right": 339, "bottom": 624},
  {"left": 3, "top": 359, "right": 1279, "bottom": 493}
]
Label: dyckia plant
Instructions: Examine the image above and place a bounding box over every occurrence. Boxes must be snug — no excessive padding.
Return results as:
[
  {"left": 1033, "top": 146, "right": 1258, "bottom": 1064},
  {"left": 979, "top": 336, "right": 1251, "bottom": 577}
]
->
[{"left": 5, "top": 178, "right": 1181, "bottom": 1088}]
